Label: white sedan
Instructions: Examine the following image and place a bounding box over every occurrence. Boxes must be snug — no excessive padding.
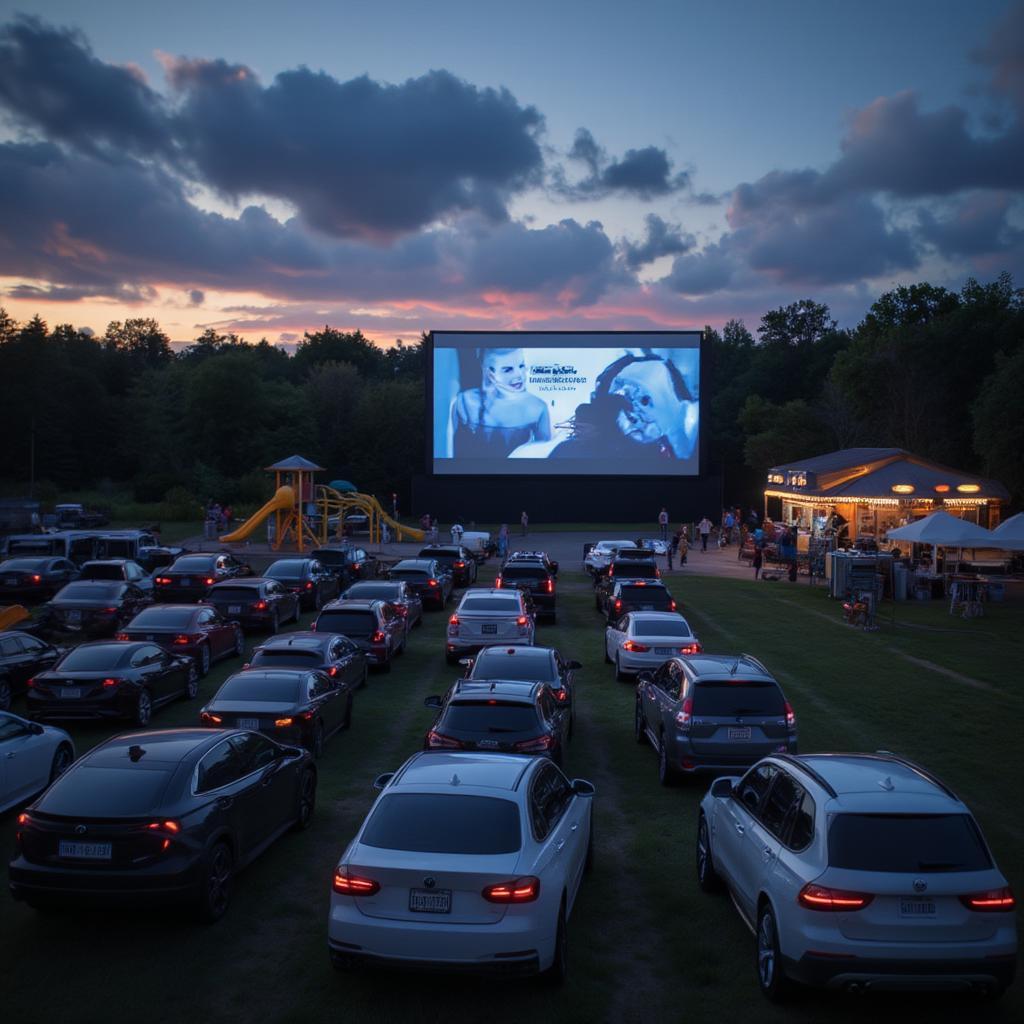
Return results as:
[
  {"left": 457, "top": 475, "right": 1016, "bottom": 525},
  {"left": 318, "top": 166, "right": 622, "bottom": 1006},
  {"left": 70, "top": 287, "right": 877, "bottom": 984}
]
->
[
  {"left": 328, "top": 751, "right": 594, "bottom": 980},
  {"left": 605, "top": 610, "right": 701, "bottom": 680},
  {"left": 0, "top": 710, "right": 75, "bottom": 813},
  {"left": 583, "top": 539, "right": 635, "bottom": 575}
]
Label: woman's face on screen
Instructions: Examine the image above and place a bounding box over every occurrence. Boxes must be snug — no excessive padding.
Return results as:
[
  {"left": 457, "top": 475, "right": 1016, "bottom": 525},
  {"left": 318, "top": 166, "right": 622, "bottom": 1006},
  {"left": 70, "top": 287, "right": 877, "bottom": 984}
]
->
[
  {"left": 483, "top": 349, "right": 527, "bottom": 393},
  {"left": 609, "top": 359, "right": 680, "bottom": 443}
]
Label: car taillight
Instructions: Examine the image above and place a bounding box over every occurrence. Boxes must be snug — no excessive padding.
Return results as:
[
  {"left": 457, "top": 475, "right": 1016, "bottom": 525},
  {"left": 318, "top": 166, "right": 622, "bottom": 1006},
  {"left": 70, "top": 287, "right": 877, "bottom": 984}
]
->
[
  {"left": 495, "top": 577, "right": 503, "bottom": 588},
  {"left": 102, "top": 607, "right": 118, "bottom": 614},
  {"left": 102, "top": 677, "right": 122, "bottom": 689},
  {"left": 959, "top": 887, "right": 1015, "bottom": 912},
  {"left": 115, "top": 632, "right": 131, "bottom": 641},
  {"left": 352, "top": 563, "right": 362, "bottom": 571},
  {"left": 516, "top": 615, "right": 528, "bottom": 627},
  {"left": 798, "top": 883, "right": 874, "bottom": 911},
  {"left": 680, "top": 642, "right": 701, "bottom": 654},
  {"left": 553, "top": 687, "right": 567, "bottom": 703},
  {"left": 454, "top": 561, "right": 465, "bottom": 568},
  {"left": 513, "top": 734, "right": 554, "bottom": 752},
  {"left": 674, "top": 697, "right": 693, "bottom": 730},
  {"left": 544, "top": 578, "right": 554, "bottom": 593},
  {"left": 200, "top": 711, "right": 223, "bottom": 724},
  {"left": 305, "top": 581, "right": 314, "bottom": 590},
  {"left": 482, "top": 876, "right": 541, "bottom": 903},
  {"left": 146, "top": 820, "right": 181, "bottom": 834},
  {"left": 623, "top": 640, "right": 649, "bottom": 652},
  {"left": 784, "top": 701, "right": 796, "bottom": 729},
  {"left": 669, "top": 599, "right": 677, "bottom": 611},
  {"left": 613, "top": 599, "right": 622, "bottom": 611},
  {"left": 371, "top": 630, "right": 386, "bottom": 643},
  {"left": 26, "top": 677, "right": 35, "bottom": 689},
  {"left": 426, "top": 730, "right": 462, "bottom": 749},
  {"left": 274, "top": 717, "right": 294, "bottom": 728},
  {"left": 173, "top": 634, "right": 194, "bottom": 645},
  {"left": 328, "top": 666, "right": 338, "bottom": 677},
  {"left": 155, "top": 577, "right": 171, "bottom": 585},
  {"left": 634, "top": 581, "right": 647, "bottom": 587},
  {"left": 31, "top": 574, "right": 41, "bottom": 584},
  {"left": 333, "top": 870, "right": 379, "bottom": 896},
  {"left": 427, "top": 578, "right": 438, "bottom": 587},
  {"left": 655, "top": 568, "right": 661, "bottom": 577},
  {"left": 253, "top": 600, "right": 268, "bottom": 610},
  {"left": 449, "top": 613, "right": 460, "bottom": 626},
  {"left": 205, "top": 577, "right": 215, "bottom": 586},
  {"left": 17, "top": 812, "right": 31, "bottom": 827}
]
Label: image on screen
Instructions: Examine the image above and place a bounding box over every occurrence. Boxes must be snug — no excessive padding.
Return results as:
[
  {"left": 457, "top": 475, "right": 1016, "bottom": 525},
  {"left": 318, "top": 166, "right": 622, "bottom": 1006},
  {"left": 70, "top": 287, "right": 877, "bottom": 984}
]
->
[{"left": 431, "top": 332, "right": 701, "bottom": 476}]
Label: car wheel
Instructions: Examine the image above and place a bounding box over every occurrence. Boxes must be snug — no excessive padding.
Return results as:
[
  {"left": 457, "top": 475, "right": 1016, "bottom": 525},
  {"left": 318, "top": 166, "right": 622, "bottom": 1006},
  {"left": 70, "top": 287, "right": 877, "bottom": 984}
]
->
[
  {"left": 49, "top": 742, "right": 74, "bottom": 782},
  {"left": 697, "top": 814, "right": 724, "bottom": 893},
  {"left": 269, "top": 610, "right": 279, "bottom": 634},
  {"left": 135, "top": 689, "right": 152, "bottom": 727},
  {"left": 542, "top": 899, "right": 568, "bottom": 985},
  {"left": 196, "top": 841, "right": 233, "bottom": 923},
  {"left": 310, "top": 721, "right": 325, "bottom": 759},
  {"left": 634, "top": 698, "right": 647, "bottom": 745},
  {"left": 615, "top": 655, "right": 629, "bottom": 683},
  {"left": 0, "top": 676, "right": 11, "bottom": 711},
  {"left": 198, "top": 644, "right": 211, "bottom": 677},
  {"left": 757, "top": 903, "right": 794, "bottom": 1002},
  {"left": 657, "top": 732, "right": 676, "bottom": 786},
  {"left": 184, "top": 663, "right": 200, "bottom": 700},
  {"left": 232, "top": 627, "right": 245, "bottom": 658},
  {"left": 293, "top": 768, "right": 317, "bottom": 831},
  {"left": 313, "top": 588, "right": 323, "bottom": 612}
]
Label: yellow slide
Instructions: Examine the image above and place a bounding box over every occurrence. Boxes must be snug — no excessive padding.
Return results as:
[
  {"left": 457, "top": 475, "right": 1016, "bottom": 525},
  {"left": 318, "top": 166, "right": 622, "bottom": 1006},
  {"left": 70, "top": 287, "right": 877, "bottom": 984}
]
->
[
  {"left": 0, "top": 604, "right": 30, "bottom": 631},
  {"left": 362, "top": 494, "right": 425, "bottom": 543},
  {"left": 317, "top": 487, "right": 425, "bottom": 543},
  {"left": 220, "top": 486, "right": 296, "bottom": 542}
]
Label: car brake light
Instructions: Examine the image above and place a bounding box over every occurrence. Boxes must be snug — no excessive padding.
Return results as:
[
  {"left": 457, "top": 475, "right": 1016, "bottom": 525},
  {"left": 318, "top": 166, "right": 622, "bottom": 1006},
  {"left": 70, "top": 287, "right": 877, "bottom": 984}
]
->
[
  {"left": 784, "top": 701, "right": 796, "bottom": 729},
  {"left": 115, "top": 632, "right": 131, "bottom": 641},
  {"left": 798, "top": 883, "right": 874, "bottom": 911},
  {"left": 172, "top": 634, "right": 194, "bottom": 645},
  {"left": 454, "top": 561, "right": 465, "bottom": 568},
  {"left": 155, "top": 577, "right": 171, "bottom": 585},
  {"left": 274, "top": 717, "right": 294, "bottom": 728},
  {"left": 426, "top": 730, "right": 462, "bottom": 749},
  {"left": 623, "top": 640, "right": 649, "bottom": 652},
  {"left": 328, "top": 666, "right": 338, "bottom": 677},
  {"left": 680, "top": 642, "right": 700, "bottom": 654},
  {"left": 516, "top": 615, "right": 528, "bottom": 627},
  {"left": 427, "top": 579, "right": 438, "bottom": 587},
  {"left": 333, "top": 870, "right": 379, "bottom": 896},
  {"left": 102, "top": 607, "right": 118, "bottom": 614},
  {"left": 31, "top": 574, "right": 42, "bottom": 583},
  {"left": 253, "top": 600, "right": 268, "bottom": 610},
  {"left": 147, "top": 820, "right": 181, "bottom": 834},
  {"left": 495, "top": 577, "right": 503, "bottom": 588},
  {"left": 635, "top": 581, "right": 646, "bottom": 587},
  {"left": 655, "top": 568, "right": 661, "bottom": 577},
  {"left": 959, "top": 887, "right": 1015, "bottom": 911},
  {"left": 305, "top": 581, "right": 314, "bottom": 590},
  {"left": 205, "top": 577, "right": 215, "bottom": 586},
  {"left": 674, "top": 697, "right": 693, "bottom": 730},
  {"left": 513, "top": 734, "right": 554, "bottom": 752},
  {"left": 26, "top": 677, "right": 35, "bottom": 689},
  {"left": 482, "top": 876, "right": 541, "bottom": 903},
  {"left": 544, "top": 579, "right": 554, "bottom": 593},
  {"left": 449, "top": 613, "right": 460, "bottom": 626},
  {"left": 371, "top": 630, "right": 386, "bottom": 643},
  {"left": 553, "top": 687, "right": 567, "bottom": 702},
  {"left": 669, "top": 599, "right": 677, "bottom": 611},
  {"left": 17, "top": 812, "right": 31, "bottom": 826},
  {"left": 102, "top": 677, "right": 122, "bottom": 688},
  {"left": 614, "top": 599, "right": 622, "bottom": 611},
  {"left": 200, "top": 711, "right": 223, "bottom": 724},
  {"left": 352, "top": 563, "right": 362, "bottom": 571}
]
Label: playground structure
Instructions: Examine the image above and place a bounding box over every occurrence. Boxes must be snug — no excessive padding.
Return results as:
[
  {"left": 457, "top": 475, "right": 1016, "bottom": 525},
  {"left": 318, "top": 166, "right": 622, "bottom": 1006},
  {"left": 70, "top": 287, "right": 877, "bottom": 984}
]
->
[{"left": 219, "top": 455, "right": 422, "bottom": 552}]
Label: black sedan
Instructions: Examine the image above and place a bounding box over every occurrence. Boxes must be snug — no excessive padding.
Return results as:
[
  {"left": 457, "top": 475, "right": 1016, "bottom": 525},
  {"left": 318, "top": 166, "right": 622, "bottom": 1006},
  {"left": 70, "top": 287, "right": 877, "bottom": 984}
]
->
[
  {"left": 27, "top": 641, "right": 199, "bottom": 726},
  {"left": 9, "top": 728, "right": 316, "bottom": 920},
  {"left": 246, "top": 631, "right": 367, "bottom": 691},
  {"left": 117, "top": 604, "right": 245, "bottom": 676},
  {"left": 0, "top": 557, "right": 79, "bottom": 601},
  {"left": 79, "top": 559, "right": 155, "bottom": 596},
  {"left": 417, "top": 545, "right": 478, "bottom": 586},
  {"left": 311, "top": 546, "right": 379, "bottom": 586},
  {"left": 0, "top": 632, "right": 67, "bottom": 711},
  {"left": 387, "top": 558, "right": 454, "bottom": 609},
  {"left": 153, "top": 553, "right": 252, "bottom": 603},
  {"left": 200, "top": 668, "right": 351, "bottom": 758},
  {"left": 44, "top": 580, "right": 152, "bottom": 638},
  {"left": 263, "top": 558, "right": 341, "bottom": 611},
  {"left": 339, "top": 580, "right": 423, "bottom": 632},
  {"left": 202, "top": 579, "right": 300, "bottom": 633}
]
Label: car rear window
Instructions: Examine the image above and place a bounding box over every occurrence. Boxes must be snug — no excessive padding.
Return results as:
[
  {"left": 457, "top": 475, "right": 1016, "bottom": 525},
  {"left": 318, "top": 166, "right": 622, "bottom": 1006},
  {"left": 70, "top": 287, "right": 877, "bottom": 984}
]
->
[
  {"left": 315, "top": 610, "right": 376, "bottom": 636},
  {"left": 171, "top": 556, "right": 216, "bottom": 571},
  {"left": 500, "top": 566, "right": 546, "bottom": 580},
  {"left": 80, "top": 565, "right": 124, "bottom": 580},
  {"left": 361, "top": 794, "right": 521, "bottom": 854},
  {"left": 828, "top": 814, "right": 992, "bottom": 873},
  {"left": 442, "top": 703, "right": 541, "bottom": 733},
  {"left": 614, "top": 562, "right": 658, "bottom": 577},
  {"left": 460, "top": 598, "right": 521, "bottom": 613},
  {"left": 471, "top": 653, "right": 556, "bottom": 682},
  {"left": 38, "top": 766, "right": 173, "bottom": 816},
  {"left": 632, "top": 618, "right": 691, "bottom": 637},
  {"left": 250, "top": 649, "right": 322, "bottom": 667},
  {"left": 58, "top": 582, "right": 124, "bottom": 600},
  {"left": 215, "top": 674, "right": 301, "bottom": 703},
  {"left": 691, "top": 681, "right": 784, "bottom": 716},
  {"left": 208, "top": 587, "right": 258, "bottom": 602},
  {"left": 266, "top": 561, "right": 306, "bottom": 579},
  {"left": 1, "top": 559, "right": 47, "bottom": 571},
  {"left": 390, "top": 570, "right": 427, "bottom": 581},
  {"left": 128, "top": 607, "right": 195, "bottom": 628},
  {"left": 59, "top": 645, "right": 132, "bottom": 670},
  {"left": 344, "top": 583, "right": 399, "bottom": 600}
]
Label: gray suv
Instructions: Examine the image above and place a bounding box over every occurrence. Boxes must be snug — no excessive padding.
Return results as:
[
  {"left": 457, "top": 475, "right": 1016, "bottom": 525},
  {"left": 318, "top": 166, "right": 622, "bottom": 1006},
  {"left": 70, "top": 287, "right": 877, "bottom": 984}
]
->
[{"left": 634, "top": 654, "right": 797, "bottom": 784}]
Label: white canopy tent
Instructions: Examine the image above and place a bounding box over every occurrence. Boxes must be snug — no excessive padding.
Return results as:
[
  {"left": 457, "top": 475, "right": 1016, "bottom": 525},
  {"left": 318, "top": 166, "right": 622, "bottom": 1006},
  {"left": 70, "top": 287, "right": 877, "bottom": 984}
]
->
[
  {"left": 886, "top": 510, "right": 995, "bottom": 546},
  {"left": 991, "top": 512, "right": 1024, "bottom": 551}
]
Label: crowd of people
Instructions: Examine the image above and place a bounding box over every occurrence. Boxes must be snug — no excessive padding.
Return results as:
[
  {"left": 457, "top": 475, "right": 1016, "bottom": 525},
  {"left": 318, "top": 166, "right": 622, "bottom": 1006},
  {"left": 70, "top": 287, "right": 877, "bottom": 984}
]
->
[{"left": 203, "top": 500, "right": 233, "bottom": 538}]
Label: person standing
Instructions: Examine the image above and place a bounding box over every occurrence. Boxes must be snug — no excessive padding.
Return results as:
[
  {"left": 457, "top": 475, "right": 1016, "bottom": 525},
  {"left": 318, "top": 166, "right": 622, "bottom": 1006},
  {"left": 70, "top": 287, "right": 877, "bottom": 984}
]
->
[
  {"left": 753, "top": 544, "right": 763, "bottom": 580},
  {"left": 698, "top": 516, "right": 712, "bottom": 552},
  {"left": 675, "top": 526, "right": 688, "bottom": 566},
  {"left": 520, "top": 510, "right": 529, "bottom": 537},
  {"left": 497, "top": 523, "right": 509, "bottom": 558},
  {"left": 666, "top": 530, "right": 677, "bottom": 571},
  {"left": 451, "top": 522, "right": 464, "bottom": 544},
  {"left": 723, "top": 509, "right": 735, "bottom": 545},
  {"left": 658, "top": 507, "right": 669, "bottom": 542}
]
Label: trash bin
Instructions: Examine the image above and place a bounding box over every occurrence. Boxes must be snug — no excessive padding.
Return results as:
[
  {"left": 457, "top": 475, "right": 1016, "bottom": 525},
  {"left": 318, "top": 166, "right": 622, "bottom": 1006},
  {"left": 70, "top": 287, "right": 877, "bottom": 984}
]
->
[
  {"left": 893, "top": 564, "right": 908, "bottom": 602},
  {"left": 988, "top": 582, "right": 1005, "bottom": 602}
]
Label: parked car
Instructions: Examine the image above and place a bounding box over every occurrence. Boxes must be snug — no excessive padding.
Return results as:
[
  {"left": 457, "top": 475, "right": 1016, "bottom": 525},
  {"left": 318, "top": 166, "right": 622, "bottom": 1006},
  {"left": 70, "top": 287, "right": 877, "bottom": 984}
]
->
[
  {"left": 53, "top": 503, "right": 108, "bottom": 529},
  {"left": 417, "top": 545, "right": 478, "bottom": 586},
  {"left": 593, "top": 556, "right": 660, "bottom": 601},
  {"left": 44, "top": 580, "right": 152, "bottom": 638},
  {"left": 605, "top": 611, "right": 701, "bottom": 680},
  {"left": 445, "top": 588, "right": 535, "bottom": 664},
  {"left": 0, "top": 710, "right": 74, "bottom": 812},
  {"left": 495, "top": 556, "right": 557, "bottom": 622},
  {"left": 246, "top": 631, "right": 367, "bottom": 691},
  {"left": 311, "top": 546, "right": 378, "bottom": 586},
  {"left": 504, "top": 550, "right": 560, "bottom": 576},
  {"left": 583, "top": 539, "right": 635, "bottom": 575},
  {"left": 635, "top": 654, "right": 797, "bottom": 784},
  {"left": 423, "top": 680, "right": 570, "bottom": 765},
  {"left": 264, "top": 558, "right": 341, "bottom": 611},
  {"left": 598, "top": 580, "right": 676, "bottom": 623},
  {"left": 339, "top": 581, "right": 423, "bottom": 632},
  {"left": 10, "top": 728, "right": 316, "bottom": 919},
  {"left": 328, "top": 751, "right": 594, "bottom": 979},
  {"left": 388, "top": 558, "right": 454, "bottom": 610},
  {"left": 27, "top": 640, "right": 199, "bottom": 726},
  {"left": 202, "top": 578, "right": 300, "bottom": 633},
  {"left": 79, "top": 559, "right": 154, "bottom": 596},
  {"left": 0, "top": 632, "right": 67, "bottom": 711},
  {"left": 0, "top": 557, "right": 79, "bottom": 600},
  {"left": 200, "top": 667, "right": 352, "bottom": 757},
  {"left": 697, "top": 752, "right": 1017, "bottom": 1000},
  {"left": 117, "top": 603, "right": 245, "bottom": 676},
  {"left": 313, "top": 599, "right": 405, "bottom": 672},
  {"left": 153, "top": 552, "right": 252, "bottom": 603}
]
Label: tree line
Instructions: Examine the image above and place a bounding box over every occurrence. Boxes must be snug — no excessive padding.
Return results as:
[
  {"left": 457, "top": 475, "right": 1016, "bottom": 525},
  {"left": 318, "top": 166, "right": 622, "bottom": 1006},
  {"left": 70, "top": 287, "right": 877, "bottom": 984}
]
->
[{"left": 0, "top": 272, "right": 1021, "bottom": 515}]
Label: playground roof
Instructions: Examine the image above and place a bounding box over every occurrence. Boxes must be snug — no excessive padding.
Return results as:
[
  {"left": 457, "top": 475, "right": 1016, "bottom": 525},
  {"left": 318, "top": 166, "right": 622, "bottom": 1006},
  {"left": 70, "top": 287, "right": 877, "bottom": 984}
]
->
[{"left": 265, "top": 455, "right": 324, "bottom": 472}]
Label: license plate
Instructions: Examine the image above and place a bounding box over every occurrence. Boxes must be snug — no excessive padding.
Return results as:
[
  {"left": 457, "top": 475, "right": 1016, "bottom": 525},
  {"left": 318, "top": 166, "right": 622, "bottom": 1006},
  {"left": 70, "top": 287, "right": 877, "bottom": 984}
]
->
[
  {"left": 639, "top": 604, "right": 654, "bottom": 610},
  {"left": 728, "top": 727, "right": 751, "bottom": 740},
  {"left": 899, "top": 898, "right": 936, "bottom": 917},
  {"left": 654, "top": 647, "right": 672, "bottom": 655},
  {"left": 59, "top": 840, "right": 112, "bottom": 860},
  {"left": 477, "top": 738, "right": 500, "bottom": 748},
  {"left": 66, "top": 610, "right": 82, "bottom": 623},
  {"left": 409, "top": 888, "right": 451, "bottom": 914},
  {"left": 61, "top": 687, "right": 80, "bottom": 699},
  {"left": 237, "top": 718, "right": 261, "bottom": 730},
  {"left": 482, "top": 624, "right": 497, "bottom": 634},
  {"left": 179, "top": 578, "right": 190, "bottom": 587},
  {"left": 146, "top": 634, "right": 155, "bottom": 641},
  {"left": 228, "top": 605, "right": 241, "bottom": 614},
  {"left": 5, "top": 578, "right": 17, "bottom": 585}
]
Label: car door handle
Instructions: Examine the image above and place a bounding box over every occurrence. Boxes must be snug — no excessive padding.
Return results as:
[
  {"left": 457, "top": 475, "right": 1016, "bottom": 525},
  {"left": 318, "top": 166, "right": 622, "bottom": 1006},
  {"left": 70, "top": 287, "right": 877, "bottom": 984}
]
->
[
  {"left": 734, "top": 824, "right": 745, "bottom": 836},
  {"left": 555, "top": 839, "right": 566, "bottom": 852},
  {"left": 570, "top": 823, "right": 578, "bottom": 832},
  {"left": 6, "top": 752, "right": 15, "bottom": 759},
  {"left": 762, "top": 845, "right": 775, "bottom": 861},
  {"left": 216, "top": 796, "right": 233, "bottom": 809}
]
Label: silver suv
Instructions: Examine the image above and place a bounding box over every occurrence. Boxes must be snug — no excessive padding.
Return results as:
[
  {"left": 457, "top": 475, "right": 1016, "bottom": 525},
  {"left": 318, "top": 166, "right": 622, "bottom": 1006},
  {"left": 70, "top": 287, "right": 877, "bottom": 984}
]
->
[{"left": 445, "top": 588, "right": 534, "bottom": 664}]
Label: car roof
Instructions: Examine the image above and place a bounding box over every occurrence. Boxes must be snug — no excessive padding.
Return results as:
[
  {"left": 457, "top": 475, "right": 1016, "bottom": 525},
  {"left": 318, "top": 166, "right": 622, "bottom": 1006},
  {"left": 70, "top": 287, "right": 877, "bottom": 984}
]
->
[
  {"left": 209, "top": 577, "right": 265, "bottom": 588},
  {"left": 680, "top": 653, "right": 773, "bottom": 680},
  {"left": 789, "top": 753, "right": 962, "bottom": 808},
  {"left": 475, "top": 645, "right": 556, "bottom": 661},
  {"left": 322, "top": 598, "right": 379, "bottom": 610},
  {"left": 460, "top": 588, "right": 517, "bottom": 599},
  {"left": 392, "top": 559, "right": 434, "bottom": 569},
  {"left": 392, "top": 751, "right": 537, "bottom": 792},
  {"left": 255, "top": 631, "right": 330, "bottom": 650},
  {"left": 450, "top": 679, "right": 539, "bottom": 703},
  {"left": 87, "top": 728, "right": 230, "bottom": 766}
]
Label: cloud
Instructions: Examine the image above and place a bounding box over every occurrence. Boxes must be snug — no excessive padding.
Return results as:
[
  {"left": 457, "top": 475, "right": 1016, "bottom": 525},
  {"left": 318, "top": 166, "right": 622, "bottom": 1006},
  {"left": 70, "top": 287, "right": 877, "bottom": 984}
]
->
[
  {"left": 916, "top": 192, "right": 1024, "bottom": 259},
  {"left": 621, "top": 214, "right": 694, "bottom": 269}
]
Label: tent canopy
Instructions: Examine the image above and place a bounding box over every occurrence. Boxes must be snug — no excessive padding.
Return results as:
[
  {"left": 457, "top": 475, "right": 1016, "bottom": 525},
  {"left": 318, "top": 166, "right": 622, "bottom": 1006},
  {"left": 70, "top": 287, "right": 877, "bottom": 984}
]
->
[
  {"left": 885, "top": 510, "right": 994, "bottom": 546},
  {"left": 991, "top": 512, "right": 1024, "bottom": 551}
]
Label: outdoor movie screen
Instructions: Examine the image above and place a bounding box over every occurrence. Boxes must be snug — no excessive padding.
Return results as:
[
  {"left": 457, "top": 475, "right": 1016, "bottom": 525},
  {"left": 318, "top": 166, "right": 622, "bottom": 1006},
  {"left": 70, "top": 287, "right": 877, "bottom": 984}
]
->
[{"left": 431, "top": 331, "right": 702, "bottom": 476}]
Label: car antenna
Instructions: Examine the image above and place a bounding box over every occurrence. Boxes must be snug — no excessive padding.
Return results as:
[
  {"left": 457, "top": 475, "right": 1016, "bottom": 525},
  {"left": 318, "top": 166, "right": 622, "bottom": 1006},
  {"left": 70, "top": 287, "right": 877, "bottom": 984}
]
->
[
  {"left": 450, "top": 773, "right": 461, "bottom": 787},
  {"left": 128, "top": 744, "right": 146, "bottom": 762}
]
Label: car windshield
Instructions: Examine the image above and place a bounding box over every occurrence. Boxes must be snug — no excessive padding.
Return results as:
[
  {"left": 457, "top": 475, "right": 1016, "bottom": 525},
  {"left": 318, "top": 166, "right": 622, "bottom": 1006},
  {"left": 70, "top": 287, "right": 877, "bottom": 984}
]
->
[
  {"left": 344, "top": 583, "right": 399, "bottom": 600},
  {"left": 315, "top": 611, "right": 376, "bottom": 636},
  {"left": 442, "top": 703, "right": 540, "bottom": 733},
  {"left": 59, "top": 645, "right": 132, "bottom": 670},
  {"left": 250, "top": 649, "right": 322, "bottom": 667},
  {"left": 361, "top": 794, "right": 521, "bottom": 854},
  {"left": 38, "top": 766, "right": 173, "bottom": 816},
  {"left": 460, "top": 598, "right": 521, "bottom": 613},
  {"left": 58, "top": 582, "right": 123, "bottom": 600},
  {"left": 691, "top": 681, "right": 784, "bottom": 716},
  {"left": 828, "top": 814, "right": 992, "bottom": 873},
  {"left": 215, "top": 674, "right": 301, "bottom": 703},
  {"left": 632, "top": 618, "right": 691, "bottom": 637},
  {"left": 80, "top": 565, "right": 125, "bottom": 580},
  {"left": 128, "top": 607, "right": 195, "bottom": 628},
  {"left": 471, "top": 652, "right": 556, "bottom": 682}
]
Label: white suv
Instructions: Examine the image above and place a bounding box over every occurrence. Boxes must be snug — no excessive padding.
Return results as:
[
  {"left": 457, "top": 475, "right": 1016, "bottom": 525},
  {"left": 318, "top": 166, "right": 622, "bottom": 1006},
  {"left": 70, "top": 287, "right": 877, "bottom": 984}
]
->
[
  {"left": 445, "top": 588, "right": 535, "bottom": 664},
  {"left": 697, "top": 753, "right": 1017, "bottom": 1000}
]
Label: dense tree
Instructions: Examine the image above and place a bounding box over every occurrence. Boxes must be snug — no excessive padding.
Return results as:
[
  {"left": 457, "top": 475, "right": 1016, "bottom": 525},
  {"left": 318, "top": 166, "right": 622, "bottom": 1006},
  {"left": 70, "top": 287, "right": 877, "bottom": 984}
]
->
[
  {"left": 973, "top": 347, "right": 1024, "bottom": 505},
  {"left": 738, "top": 396, "right": 830, "bottom": 472},
  {"left": 293, "top": 327, "right": 386, "bottom": 379}
]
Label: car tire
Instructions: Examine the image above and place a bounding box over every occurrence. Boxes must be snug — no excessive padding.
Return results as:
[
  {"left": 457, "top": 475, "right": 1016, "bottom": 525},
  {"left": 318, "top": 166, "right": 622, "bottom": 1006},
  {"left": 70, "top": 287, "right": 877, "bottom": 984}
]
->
[
  {"left": 135, "top": 689, "right": 152, "bottom": 727},
  {"left": 198, "top": 644, "right": 211, "bottom": 678},
  {"left": 657, "top": 731, "right": 676, "bottom": 786},
  {"left": 313, "top": 589, "right": 323, "bottom": 612},
  {"left": 634, "top": 698, "right": 647, "bottom": 745},
  {"left": 615, "top": 655, "right": 629, "bottom": 683},
  {"left": 292, "top": 768, "right": 317, "bottom": 831},
  {"left": 696, "top": 814, "right": 724, "bottom": 893},
  {"left": 542, "top": 898, "right": 569, "bottom": 985},
  {"left": 196, "top": 841, "right": 233, "bottom": 923},
  {"left": 0, "top": 676, "right": 11, "bottom": 711},
  {"left": 232, "top": 627, "right": 245, "bottom": 658},
  {"left": 757, "top": 903, "right": 794, "bottom": 1003},
  {"left": 49, "top": 742, "right": 74, "bottom": 783},
  {"left": 311, "top": 721, "right": 324, "bottom": 759},
  {"left": 269, "top": 610, "right": 279, "bottom": 634},
  {"left": 290, "top": 601, "right": 301, "bottom": 625},
  {"left": 184, "top": 663, "right": 200, "bottom": 700}
]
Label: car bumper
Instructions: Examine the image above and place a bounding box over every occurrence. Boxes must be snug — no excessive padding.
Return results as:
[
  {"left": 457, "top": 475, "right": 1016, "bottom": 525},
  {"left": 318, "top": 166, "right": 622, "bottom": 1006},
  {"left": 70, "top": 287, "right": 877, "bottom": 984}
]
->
[
  {"left": 154, "top": 588, "right": 209, "bottom": 602},
  {"left": 785, "top": 951, "right": 1017, "bottom": 992},
  {"left": 446, "top": 637, "right": 533, "bottom": 655},
  {"left": 668, "top": 737, "right": 798, "bottom": 773},
  {"left": 616, "top": 648, "right": 692, "bottom": 673},
  {"left": 26, "top": 697, "right": 134, "bottom": 721}
]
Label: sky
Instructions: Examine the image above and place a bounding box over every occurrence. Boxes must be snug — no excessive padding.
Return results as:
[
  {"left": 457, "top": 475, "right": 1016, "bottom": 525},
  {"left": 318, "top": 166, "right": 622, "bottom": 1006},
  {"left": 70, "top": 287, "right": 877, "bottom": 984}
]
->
[{"left": 0, "top": 0, "right": 1021, "bottom": 345}]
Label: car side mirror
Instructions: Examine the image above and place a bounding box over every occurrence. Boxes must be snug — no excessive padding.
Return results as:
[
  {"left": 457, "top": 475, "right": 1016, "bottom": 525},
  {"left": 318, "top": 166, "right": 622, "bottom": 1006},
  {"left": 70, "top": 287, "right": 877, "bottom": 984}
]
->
[
  {"left": 565, "top": 660, "right": 582, "bottom": 670},
  {"left": 29, "top": 722, "right": 45, "bottom": 736},
  {"left": 571, "top": 778, "right": 595, "bottom": 796},
  {"left": 372, "top": 772, "right": 394, "bottom": 790},
  {"left": 458, "top": 657, "right": 473, "bottom": 668},
  {"left": 423, "top": 695, "right": 442, "bottom": 709},
  {"left": 710, "top": 777, "right": 734, "bottom": 799}
]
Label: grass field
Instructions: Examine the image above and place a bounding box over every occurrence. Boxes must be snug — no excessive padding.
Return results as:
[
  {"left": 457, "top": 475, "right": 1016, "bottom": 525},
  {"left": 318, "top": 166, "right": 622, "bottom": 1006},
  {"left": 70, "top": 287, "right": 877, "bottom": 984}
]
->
[{"left": 2, "top": 565, "right": 1021, "bottom": 1023}]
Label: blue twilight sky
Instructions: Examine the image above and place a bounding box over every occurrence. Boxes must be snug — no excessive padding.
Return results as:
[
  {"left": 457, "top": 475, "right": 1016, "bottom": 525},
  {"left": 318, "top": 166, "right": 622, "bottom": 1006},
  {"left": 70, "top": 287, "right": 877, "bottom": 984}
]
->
[{"left": 0, "top": 0, "right": 1021, "bottom": 343}]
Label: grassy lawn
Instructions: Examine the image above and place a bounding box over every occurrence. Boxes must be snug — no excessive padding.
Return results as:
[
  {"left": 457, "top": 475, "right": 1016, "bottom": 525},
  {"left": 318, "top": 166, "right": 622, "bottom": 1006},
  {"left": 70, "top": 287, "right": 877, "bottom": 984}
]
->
[{"left": 2, "top": 567, "right": 1021, "bottom": 1022}]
